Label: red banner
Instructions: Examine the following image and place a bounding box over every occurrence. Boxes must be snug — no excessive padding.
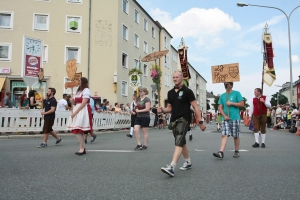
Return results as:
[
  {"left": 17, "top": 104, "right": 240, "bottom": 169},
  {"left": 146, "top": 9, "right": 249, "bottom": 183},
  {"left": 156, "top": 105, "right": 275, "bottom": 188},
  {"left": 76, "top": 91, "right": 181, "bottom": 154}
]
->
[{"left": 25, "top": 55, "right": 41, "bottom": 77}]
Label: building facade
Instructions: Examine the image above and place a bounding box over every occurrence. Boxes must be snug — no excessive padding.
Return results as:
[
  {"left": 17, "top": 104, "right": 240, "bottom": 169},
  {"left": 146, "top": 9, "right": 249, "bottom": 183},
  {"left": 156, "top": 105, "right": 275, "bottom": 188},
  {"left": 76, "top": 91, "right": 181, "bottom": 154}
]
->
[{"left": 0, "top": 0, "right": 206, "bottom": 110}]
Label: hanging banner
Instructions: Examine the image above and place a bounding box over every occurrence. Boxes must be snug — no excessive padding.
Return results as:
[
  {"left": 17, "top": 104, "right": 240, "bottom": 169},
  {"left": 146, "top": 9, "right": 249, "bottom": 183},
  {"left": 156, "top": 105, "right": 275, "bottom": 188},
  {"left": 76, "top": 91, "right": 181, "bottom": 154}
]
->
[
  {"left": 21, "top": 35, "right": 43, "bottom": 87},
  {"left": 262, "top": 32, "right": 276, "bottom": 87},
  {"left": 129, "top": 73, "right": 141, "bottom": 89},
  {"left": 211, "top": 63, "right": 240, "bottom": 83},
  {"left": 178, "top": 44, "right": 191, "bottom": 79}
]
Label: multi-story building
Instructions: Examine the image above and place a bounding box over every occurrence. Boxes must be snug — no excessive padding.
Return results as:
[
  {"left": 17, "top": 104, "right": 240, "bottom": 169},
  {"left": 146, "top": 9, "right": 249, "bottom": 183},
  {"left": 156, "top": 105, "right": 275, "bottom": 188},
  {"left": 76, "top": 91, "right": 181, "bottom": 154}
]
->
[
  {"left": 279, "top": 76, "right": 300, "bottom": 106},
  {"left": 0, "top": 0, "right": 206, "bottom": 110}
]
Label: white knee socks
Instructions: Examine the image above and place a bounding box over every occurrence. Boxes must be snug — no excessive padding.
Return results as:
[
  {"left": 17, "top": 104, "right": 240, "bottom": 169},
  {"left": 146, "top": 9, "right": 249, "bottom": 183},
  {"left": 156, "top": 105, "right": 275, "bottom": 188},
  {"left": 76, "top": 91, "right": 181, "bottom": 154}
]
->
[
  {"left": 130, "top": 127, "right": 134, "bottom": 135},
  {"left": 261, "top": 134, "right": 266, "bottom": 143},
  {"left": 254, "top": 132, "right": 259, "bottom": 143}
]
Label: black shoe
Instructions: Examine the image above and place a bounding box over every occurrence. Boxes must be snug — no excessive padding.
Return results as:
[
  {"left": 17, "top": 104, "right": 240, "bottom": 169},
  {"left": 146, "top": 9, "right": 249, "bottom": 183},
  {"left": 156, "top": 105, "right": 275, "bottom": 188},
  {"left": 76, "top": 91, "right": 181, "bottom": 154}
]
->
[
  {"left": 39, "top": 131, "right": 43, "bottom": 134},
  {"left": 213, "top": 151, "right": 224, "bottom": 158},
  {"left": 126, "top": 134, "right": 133, "bottom": 138},
  {"left": 75, "top": 149, "right": 86, "bottom": 155},
  {"left": 134, "top": 144, "right": 143, "bottom": 150},
  {"left": 142, "top": 145, "right": 148, "bottom": 150},
  {"left": 84, "top": 139, "right": 87, "bottom": 144},
  {"left": 261, "top": 143, "right": 266, "bottom": 148},
  {"left": 90, "top": 135, "right": 97, "bottom": 143},
  {"left": 252, "top": 142, "right": 259, "bottom": 148},
  {"left": 233, "top": 151, "right": 240, "bottom": 158},
  {"left": 189, "top": 134, "right": 193, "bottom": 141}
]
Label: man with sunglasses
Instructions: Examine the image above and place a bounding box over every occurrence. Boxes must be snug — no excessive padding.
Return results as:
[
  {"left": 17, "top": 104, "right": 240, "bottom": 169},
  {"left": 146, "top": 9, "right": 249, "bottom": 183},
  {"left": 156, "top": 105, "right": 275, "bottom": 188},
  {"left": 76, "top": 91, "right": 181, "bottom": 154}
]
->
[{"left": 213, "top": 82, "right": 244, "bottom": 158}]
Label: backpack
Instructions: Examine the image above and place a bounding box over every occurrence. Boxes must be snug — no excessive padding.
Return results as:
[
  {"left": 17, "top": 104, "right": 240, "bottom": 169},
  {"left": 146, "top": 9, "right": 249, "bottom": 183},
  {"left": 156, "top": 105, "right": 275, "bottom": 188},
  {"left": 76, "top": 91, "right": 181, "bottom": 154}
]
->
[{"left": 289, "top": 126, "right": 297, "bottom": 133}]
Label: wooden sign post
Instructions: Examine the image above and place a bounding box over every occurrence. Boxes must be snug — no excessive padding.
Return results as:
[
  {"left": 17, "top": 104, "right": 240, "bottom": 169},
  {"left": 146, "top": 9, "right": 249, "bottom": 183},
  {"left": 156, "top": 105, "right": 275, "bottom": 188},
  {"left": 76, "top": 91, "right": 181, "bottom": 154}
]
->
[{"left": 211, "top": 63, "right": 240, "bottom": 117}]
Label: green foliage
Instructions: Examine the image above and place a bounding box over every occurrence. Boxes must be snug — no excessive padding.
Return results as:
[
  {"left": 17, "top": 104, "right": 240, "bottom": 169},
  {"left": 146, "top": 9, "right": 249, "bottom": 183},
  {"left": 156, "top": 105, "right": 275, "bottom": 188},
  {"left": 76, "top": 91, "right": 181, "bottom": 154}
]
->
[
  {"left": 270, "top": 93, "right": 288, "bottom": 106},
  {"left": 128, "top": 68, "right": 143, "bottom": 76}
]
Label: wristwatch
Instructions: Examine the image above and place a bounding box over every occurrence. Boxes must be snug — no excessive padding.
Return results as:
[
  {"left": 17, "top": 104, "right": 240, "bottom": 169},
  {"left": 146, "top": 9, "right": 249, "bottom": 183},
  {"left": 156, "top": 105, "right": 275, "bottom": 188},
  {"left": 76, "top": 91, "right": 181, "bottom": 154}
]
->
[{"left": 199, "top": 121, "right": 203, "bottom": 125}]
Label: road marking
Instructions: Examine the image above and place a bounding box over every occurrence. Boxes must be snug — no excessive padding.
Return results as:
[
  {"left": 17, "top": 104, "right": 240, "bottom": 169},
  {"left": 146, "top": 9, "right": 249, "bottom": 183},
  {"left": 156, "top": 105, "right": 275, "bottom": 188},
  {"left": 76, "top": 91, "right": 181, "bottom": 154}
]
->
[
  {"left": 87, "top": 150, "right": 137, "bottom": 153},
  {"left": 195, "top": 149, "right": 207, "bottom": 151},
  {"left": 230, "top": 149, "right": 249, "bottom": 152}
]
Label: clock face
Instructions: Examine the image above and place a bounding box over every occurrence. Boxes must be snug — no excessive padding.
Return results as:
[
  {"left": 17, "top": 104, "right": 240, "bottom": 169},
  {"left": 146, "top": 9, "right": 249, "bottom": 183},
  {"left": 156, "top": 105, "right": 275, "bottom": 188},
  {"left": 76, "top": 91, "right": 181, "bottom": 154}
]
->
[{"left": 25, "top": 38, "right": 42, "bottom": 56}]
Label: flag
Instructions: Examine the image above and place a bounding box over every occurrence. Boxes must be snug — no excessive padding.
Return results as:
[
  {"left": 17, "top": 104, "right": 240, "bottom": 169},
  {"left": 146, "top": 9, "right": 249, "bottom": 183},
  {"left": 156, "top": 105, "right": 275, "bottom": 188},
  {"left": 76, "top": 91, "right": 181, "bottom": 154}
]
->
[{"left": 262, "top": 32, "right": 276, "bottom": 87}]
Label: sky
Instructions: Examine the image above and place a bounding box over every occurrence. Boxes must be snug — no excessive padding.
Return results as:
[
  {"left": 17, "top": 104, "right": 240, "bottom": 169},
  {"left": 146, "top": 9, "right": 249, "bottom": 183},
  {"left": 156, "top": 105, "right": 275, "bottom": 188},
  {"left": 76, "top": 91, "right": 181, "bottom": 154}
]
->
[{"left": 137, "top": 0, "right": 300, "bottom": 104}]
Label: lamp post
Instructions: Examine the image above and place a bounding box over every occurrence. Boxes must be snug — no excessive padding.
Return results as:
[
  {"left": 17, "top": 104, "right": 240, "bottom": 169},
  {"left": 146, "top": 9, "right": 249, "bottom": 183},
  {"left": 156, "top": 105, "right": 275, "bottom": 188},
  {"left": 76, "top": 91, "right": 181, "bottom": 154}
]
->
[{"left": 237, "top": 3, "right": 300, "bottom": 104}]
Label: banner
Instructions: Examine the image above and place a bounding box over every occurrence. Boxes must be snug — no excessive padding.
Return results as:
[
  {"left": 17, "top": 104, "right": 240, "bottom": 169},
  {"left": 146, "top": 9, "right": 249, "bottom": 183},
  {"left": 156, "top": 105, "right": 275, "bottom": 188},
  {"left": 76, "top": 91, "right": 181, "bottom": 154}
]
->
[
  {"left": 262, "top": 33, "right": 276, "bottom": 87},
  {"left": 211, "top": 63, "right": 240, "bottom": 83},
  {"left": 178, "top": 48, "right": 191, "bottom": 79},
  {"left": 129, "top": 73, "right": 141, "bottom": 89}
]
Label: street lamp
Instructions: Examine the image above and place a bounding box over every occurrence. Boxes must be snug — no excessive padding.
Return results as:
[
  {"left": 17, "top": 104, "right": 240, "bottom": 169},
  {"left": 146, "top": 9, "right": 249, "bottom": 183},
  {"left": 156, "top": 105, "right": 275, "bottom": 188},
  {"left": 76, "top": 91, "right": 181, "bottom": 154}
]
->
[{"left": 237, "top": 3, "right": 300, "bottom": 104}]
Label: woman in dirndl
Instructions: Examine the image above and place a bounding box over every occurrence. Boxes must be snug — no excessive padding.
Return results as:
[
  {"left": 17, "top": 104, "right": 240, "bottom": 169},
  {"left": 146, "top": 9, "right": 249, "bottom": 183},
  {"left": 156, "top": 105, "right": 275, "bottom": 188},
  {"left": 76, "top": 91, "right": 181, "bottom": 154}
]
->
[{"left": 67, "top": 77, "right": 93, "bottom": 155}]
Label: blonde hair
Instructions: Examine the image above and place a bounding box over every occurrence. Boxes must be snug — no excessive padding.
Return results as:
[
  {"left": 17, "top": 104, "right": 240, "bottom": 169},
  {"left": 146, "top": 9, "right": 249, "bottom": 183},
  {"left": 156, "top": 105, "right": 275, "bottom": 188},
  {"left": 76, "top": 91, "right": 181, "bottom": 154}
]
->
[
  {"left": 139, "top": 87, "right": 148, "bottom": 95},
  {"left": 173, "top": 70, "right": 183, "bottom": 77}
]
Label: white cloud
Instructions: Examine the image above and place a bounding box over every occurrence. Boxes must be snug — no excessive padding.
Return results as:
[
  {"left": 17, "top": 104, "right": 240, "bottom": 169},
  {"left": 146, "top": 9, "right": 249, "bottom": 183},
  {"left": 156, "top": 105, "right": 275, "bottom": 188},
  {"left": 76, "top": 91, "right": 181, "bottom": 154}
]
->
[
  {"left": 292, "top": 55, "right": 299, "bottom": 62},
  {"left": 150, "top": 8, "right": 241, "bottom": 50},
  {"left": 243, "top": 15, "right": 285, "bottom": 34}
]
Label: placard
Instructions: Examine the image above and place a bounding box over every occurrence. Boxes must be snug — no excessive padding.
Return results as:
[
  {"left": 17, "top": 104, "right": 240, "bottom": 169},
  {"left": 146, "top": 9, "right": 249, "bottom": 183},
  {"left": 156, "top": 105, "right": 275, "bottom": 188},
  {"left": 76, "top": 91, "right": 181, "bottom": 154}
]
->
[{"left": 211, "top": 63, "right": 240, "bottom": 83}]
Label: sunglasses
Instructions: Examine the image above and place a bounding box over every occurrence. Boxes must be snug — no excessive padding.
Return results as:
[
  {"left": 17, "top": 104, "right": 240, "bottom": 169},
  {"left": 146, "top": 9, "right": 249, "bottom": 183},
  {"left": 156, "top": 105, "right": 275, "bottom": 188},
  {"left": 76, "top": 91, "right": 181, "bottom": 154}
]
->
[{"left": 139, "top": 90, "right": 144, "bottom": 92}]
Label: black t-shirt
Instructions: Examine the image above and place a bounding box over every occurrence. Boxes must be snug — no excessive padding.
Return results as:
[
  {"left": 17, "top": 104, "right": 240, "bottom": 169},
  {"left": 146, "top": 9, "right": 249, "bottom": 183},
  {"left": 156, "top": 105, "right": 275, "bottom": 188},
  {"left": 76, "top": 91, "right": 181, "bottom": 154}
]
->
[
  {"left": 152, "top": 108, "right": 157, "bottom": 115},
  {"left": 168, "top": 85, "right": 196, "bottom": 123},
  {"left": 43, "top": 97, "right": 57, "bottom": 120}
]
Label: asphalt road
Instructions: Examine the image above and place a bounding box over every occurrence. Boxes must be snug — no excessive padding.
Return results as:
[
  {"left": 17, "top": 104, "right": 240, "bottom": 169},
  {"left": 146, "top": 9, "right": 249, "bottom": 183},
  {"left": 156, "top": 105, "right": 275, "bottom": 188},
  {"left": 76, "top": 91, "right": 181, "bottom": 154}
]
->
[{"left": 0, "top": 123, "right": 299, "bottom": 200}]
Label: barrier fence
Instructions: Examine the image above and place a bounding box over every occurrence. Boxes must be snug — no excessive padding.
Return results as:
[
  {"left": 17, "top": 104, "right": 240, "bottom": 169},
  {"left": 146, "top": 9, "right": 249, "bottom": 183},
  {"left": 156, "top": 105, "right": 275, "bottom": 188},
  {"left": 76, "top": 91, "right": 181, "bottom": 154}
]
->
[{"left": 0, "top": 109, "right": 155, "bottom": 132}]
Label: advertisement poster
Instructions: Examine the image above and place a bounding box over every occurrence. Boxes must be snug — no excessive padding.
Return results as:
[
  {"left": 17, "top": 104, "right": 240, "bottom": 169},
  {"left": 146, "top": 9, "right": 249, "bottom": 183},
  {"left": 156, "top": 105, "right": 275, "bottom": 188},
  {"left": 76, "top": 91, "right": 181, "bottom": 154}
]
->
[{"left": 25, "top": 55, "right": 41, "bottom": 77}]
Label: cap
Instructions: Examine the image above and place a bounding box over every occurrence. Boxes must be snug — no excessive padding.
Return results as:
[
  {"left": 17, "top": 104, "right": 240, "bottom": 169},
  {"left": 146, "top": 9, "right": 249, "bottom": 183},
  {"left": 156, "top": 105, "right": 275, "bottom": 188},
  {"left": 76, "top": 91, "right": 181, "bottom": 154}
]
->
[{"left": 6, "top": 91, "right": 12, "bottom": 95}]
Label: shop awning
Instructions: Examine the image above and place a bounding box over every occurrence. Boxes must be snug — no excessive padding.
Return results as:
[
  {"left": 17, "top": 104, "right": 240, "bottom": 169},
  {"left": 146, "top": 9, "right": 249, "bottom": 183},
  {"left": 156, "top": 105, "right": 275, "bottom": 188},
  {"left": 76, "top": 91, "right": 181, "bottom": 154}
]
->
[{"left": 0, "top": 78, "right": 6, "bottom": 90}]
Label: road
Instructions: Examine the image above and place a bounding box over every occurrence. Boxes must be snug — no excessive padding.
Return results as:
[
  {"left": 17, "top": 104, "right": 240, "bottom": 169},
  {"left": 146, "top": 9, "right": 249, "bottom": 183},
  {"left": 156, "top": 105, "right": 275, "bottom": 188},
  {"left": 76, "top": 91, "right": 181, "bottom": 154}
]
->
[{"left": 0, "top": 123, "right": 299, "bottom": 200}]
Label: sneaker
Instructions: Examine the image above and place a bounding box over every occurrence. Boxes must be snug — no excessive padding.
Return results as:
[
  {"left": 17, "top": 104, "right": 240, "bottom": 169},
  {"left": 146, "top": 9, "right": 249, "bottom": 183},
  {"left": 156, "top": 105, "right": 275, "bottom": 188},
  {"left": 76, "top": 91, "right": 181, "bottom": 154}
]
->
[
  {"left": 90, "top": 135, "right": 97, "bottom": 143},
  {"left": 179, "top": 161, "right": 192, "bottom": 170},
  {"left": 213, "top": 151, "right": 224, "bottom": 158},
  {"left": 55, "top": 138, "right": 62, "bottom": 145},
  {"left": 85, "top": 139, "right": 87, "bottom": 144},
  {"left": 189, "top": 134, "right": 193, "bottom": 141},
  {"left": 37, "top": 143, "right": 47, "bottom": 148},
  {"left": 134, "top": 144, "right": 143, "bottom": 150},
  {"left": 233, "top": 151, "right": 240, "bottom": 158},
  {"left": 161, "top": 165, "right": 174, "bottom": 177},
  {"left": 261, "top": 143, "right": 266, "bottom": 148},
  {"left": 142, "top": 145, "right": 148, "bottom": 150},
  {"left": 126, "top": 134, "right": 133, "bottom": 138},
  {"left": 252, "top": 142, "right": 259, "bottom": 148}
]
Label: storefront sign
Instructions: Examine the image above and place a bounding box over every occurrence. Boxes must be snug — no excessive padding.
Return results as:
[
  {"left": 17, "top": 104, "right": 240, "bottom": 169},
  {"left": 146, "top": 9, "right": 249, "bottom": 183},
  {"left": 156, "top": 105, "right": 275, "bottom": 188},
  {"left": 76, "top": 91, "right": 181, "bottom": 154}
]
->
[{"left": 0, "top": 68, "right": 11, "bottom": 74}]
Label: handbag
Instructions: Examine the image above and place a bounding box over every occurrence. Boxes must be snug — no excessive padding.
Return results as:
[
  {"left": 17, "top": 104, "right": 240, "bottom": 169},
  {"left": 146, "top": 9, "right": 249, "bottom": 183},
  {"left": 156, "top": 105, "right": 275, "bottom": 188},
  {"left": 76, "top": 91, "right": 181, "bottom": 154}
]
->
[{"left": 249, "top": 119, "right": 254, "bottom": 131}]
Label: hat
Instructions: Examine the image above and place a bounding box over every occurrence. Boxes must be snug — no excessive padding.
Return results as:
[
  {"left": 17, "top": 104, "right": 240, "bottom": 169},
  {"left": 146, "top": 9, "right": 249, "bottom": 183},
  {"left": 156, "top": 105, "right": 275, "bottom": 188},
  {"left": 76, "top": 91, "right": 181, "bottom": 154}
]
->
[{"left": 6, "top": 91, "right": 12, "bottom": 95}]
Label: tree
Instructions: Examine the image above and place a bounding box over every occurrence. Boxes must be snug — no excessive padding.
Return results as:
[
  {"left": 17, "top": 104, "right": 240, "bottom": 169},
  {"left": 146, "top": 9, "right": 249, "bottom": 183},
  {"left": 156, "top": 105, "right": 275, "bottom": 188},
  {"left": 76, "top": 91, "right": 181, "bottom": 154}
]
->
[
  {"left": 240, "top": 97, "right": 250, "bottom": 111},
  {"left": 270, "top": 93, "right": 288, "bottom": 106}
]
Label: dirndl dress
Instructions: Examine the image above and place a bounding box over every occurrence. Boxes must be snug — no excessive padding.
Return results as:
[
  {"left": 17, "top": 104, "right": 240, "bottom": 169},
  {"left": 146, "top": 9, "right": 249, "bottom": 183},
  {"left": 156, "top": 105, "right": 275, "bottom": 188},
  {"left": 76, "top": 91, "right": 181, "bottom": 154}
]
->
[{"left": 67, "top": 92, "right": 93, "bottom": 134}]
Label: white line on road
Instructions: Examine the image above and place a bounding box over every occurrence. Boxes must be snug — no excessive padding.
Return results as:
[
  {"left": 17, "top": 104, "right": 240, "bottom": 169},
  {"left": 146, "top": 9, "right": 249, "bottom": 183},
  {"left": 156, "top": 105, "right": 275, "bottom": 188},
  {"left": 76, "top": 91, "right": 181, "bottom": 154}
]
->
[
  {"left": 87, "top": 150, "right": 137, "bottom": 153},
  {"left": 195, "top": 149, "right": 207, "bottom": 151},
  {"left": 230, "top": 149, "right": 249, "bottom": 152}
]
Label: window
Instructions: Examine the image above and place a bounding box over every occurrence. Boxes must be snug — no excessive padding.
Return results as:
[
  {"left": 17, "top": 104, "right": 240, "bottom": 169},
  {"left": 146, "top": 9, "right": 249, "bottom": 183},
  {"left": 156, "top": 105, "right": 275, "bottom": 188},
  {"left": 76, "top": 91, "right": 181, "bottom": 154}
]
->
[
  {"left": 34, "top": 14, "right": 49, "bottom": 31},
  {"left": 134, "top": 9, "right": 139, "bottom": 23},
  {"left": 65, "top": 46, "right": 81, "bottom": 63},
  {"left": 152, "top": 47, "right": 155, "bottom": 53},
  {"left": 122, "top": 52, "right": 128, "bottom": 68},
  {"left": 143, "top": 41, "right": 148, "bottom": 53},
  {"left": 172, "top": 51, "right": 177, "bottom": 63},
  {"left": 152, "top": 27, "right": 155, "bottom": 38},
  {"left": 134, "top": 34, "right": 139, "bottom": 47},
  {"left": 123, "top": 0, "right": 128, "bottom": 14},
  {"left": 143, "top": 18, "right": 148, "bottom": 31},
  {"left": 0, "top": 12, "right": 13, "bottom": 29},
  {"left": 165, "top": 55, "right": 169, "bottom": 68},
  {"left": 67, "top": 0, "right": 82, "bottom": 3},
  {"left": 143, "top": 64, "right": 148, "bottom": 77},
  {"left": 122, "top": 25, "right": 128, "bottom": 40},
  {"left": 35, "top": 0, "right": 50, "bottom": 1},
  {"left": 165, "top": 73, "right": 170, "bottom": 86},
  {"left": 134, "top": 59, "right": 138, "bottom": 68},
  {"left": 121, "top": 81, "right": 128, "bottom": 96},
  {"left": 43, "top": 45, "right": 48, "bottom": 62},
  {"left": 0, "top": 43, "right": 12, "bottom": 61},
  {"left": 164, "top": 36, "right": 168, "bottom": 49},
  {"left": 66, "top": 16, "right": 82, "bottom": 33}
]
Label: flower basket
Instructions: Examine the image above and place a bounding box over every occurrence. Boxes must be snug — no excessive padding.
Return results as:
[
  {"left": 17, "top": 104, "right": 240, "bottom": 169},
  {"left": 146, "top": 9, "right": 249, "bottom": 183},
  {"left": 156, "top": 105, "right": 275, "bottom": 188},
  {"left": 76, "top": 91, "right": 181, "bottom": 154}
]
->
[{"left": 128, "top": 68, "right": 143, "bottom": 76}]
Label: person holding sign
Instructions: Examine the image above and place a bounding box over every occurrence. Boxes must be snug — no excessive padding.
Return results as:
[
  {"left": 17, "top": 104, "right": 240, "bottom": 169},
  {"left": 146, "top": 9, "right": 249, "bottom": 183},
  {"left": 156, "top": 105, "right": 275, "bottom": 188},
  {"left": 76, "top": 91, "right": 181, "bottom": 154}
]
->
[
  {"left": 159, "top": 71, "right": 206, "bottom": 177},
  {"left": 213, "top": 82, "right": 244, "bottom": 158}
]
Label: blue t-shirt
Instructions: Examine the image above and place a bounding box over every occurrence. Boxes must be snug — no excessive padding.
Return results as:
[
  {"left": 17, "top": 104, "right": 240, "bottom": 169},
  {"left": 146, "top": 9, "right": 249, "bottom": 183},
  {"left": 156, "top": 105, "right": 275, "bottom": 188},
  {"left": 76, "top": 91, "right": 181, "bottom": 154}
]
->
[{"left": 218, "top": 90, "right": 244, "bottom": 121}]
